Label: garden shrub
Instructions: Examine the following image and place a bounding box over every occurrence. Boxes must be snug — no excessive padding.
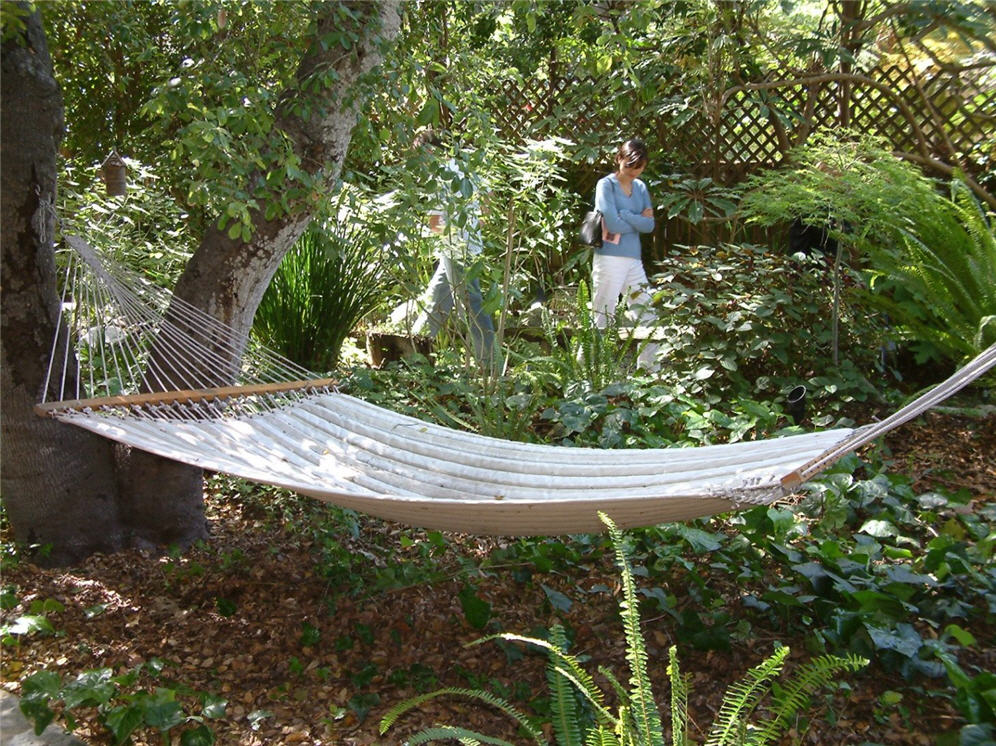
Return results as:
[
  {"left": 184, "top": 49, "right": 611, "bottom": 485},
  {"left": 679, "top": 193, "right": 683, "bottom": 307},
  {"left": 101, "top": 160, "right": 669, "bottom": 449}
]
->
[
  {"left": 740, "top": 131, "right": 996, "bottom": 367},
  {"left": 253, "top": 217, "right": 389, "bottom": 373},
  {"left": 650, "top": 241, "right": 889, "bottom": 421}
]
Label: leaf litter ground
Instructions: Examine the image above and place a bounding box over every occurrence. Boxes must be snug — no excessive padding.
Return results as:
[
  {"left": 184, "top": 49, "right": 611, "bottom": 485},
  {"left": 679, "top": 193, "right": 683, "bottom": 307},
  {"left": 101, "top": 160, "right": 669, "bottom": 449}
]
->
[{"left": 1, "top": 412, "right": 993, "bottom": 745}]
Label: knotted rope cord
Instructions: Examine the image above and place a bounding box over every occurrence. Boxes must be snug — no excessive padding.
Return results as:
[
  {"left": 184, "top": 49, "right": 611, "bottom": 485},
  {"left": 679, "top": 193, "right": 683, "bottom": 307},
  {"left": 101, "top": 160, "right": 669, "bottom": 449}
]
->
[
  {"left": 40, "top": 236, "right": 332, "bottom": 419},
  {"left": 782, "top": 340, "right": 996, "bottom": 489},
  {"left": 66, "top": 235, "right": 314, "bottom": 390}
]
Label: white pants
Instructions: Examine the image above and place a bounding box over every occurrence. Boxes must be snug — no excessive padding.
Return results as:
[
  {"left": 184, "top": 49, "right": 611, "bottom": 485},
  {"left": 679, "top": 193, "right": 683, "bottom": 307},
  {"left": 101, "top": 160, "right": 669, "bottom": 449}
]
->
[{"left": 591, "top": 253, "right": 661, "bottom": 372}]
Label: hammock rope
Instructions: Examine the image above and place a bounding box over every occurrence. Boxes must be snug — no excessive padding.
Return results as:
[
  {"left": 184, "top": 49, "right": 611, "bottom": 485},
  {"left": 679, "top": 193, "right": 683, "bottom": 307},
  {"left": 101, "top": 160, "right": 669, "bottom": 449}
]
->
[
  {"left": 34, "top": 236, "right": 996, "bottom": 535},
  {"left": 783, "top": 340, "right": 996, "bottom": 488}
]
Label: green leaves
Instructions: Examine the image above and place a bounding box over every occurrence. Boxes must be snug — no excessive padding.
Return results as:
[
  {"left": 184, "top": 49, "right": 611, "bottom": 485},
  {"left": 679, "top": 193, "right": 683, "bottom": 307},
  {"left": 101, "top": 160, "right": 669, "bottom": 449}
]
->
[
  {"left": 655, "top": 175, "right": 740, "bottom": 225},
  {"left": 741, "top": 133, "right": 996, "bottom": 365},
  {"left": 252, "top": 205, "right": 390, "bottom": 373},
  {"left": 17, "top": 663, "right": 222, "bottom": 744},
  {"left": 458, "top": 585, "right": 492, "bottom": 630},
  {"left": 381, "top": 514, "right": 870, "bottom": 746}
]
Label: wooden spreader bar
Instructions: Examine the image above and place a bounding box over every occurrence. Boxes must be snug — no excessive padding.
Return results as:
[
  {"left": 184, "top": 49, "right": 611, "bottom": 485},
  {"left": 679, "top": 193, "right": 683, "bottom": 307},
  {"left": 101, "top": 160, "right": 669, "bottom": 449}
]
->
[{"left": 35, "top": 378, "right": 336, "bottom": 417}]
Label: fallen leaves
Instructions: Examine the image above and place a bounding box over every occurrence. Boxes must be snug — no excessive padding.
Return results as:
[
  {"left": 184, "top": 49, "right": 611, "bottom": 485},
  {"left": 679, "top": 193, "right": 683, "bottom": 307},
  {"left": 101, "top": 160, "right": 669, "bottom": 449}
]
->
[{"left": 1, "top": 413, "right": 992, "bottom": 744}]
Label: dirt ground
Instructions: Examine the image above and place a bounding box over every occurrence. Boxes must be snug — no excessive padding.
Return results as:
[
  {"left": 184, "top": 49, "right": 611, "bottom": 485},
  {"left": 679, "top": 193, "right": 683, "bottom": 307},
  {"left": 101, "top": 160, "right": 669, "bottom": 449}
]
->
[{"left": 2, "top": 410, "right": 993, "bottom": 745}]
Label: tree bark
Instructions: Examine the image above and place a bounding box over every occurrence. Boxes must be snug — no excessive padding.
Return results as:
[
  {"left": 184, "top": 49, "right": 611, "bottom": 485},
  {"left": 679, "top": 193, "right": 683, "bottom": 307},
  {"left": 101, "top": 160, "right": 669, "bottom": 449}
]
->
[{"left": 1, "top": 5, "right": 126, "bottom": 566}]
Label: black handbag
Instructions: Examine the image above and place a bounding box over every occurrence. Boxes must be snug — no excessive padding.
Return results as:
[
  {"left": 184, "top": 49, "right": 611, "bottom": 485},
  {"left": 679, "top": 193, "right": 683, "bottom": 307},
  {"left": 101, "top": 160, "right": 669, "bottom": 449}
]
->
[{"left": 578, "top": 209, "right": 602, "bottom": 247}]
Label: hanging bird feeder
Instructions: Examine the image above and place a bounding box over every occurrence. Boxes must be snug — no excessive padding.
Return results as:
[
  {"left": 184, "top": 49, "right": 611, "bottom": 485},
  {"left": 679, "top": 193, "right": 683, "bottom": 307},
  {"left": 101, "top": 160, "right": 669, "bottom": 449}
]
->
[{"left": 101, "top": 150, "right": 128, "bottom": 196}]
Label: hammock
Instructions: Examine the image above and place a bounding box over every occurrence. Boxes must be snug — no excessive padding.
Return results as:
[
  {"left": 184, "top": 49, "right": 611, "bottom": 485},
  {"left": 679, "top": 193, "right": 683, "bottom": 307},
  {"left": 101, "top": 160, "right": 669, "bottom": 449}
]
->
[{"left": 36, "top": 236, "right": 996, "bottom": 535}]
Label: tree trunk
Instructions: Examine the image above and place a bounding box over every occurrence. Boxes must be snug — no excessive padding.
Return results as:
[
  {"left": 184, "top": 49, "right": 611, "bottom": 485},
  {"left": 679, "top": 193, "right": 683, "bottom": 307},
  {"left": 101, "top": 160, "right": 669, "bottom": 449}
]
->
[
  {"left": 1, "top": 1, "right": 401, "bottom": 565},
  {"left": 114, "top": 1, "right": 402, "bottom": 544},
  {"left": 1, "top": 5, "right": 127, "bottom": 566}
]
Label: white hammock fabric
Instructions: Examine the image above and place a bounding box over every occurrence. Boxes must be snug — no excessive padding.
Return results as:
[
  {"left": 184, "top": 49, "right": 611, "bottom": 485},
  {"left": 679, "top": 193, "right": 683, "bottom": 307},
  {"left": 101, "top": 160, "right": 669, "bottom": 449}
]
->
[
  {"left": 39, "top": 391, "right": 859, "bottom": 534},
  {"left": 36, "top": 236, "right": 996, "bottom": 535}
]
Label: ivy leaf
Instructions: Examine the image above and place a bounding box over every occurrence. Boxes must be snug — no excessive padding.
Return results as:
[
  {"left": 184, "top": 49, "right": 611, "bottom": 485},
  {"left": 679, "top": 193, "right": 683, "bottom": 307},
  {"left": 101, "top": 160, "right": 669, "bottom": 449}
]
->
[
  {"left": 142, "top": 692, "right": 184, "bottom": 731},
  {"left": 865, "top": 623, "right": 923, "bottom": 659},
  {"left": 458, "top": 586, "right": 491, "bottom": 630},
  {"left": 103, "top": 703, "right": 144, "bottom": 745},
  {"left": 247, "top": 709, "right": 273, "bottom": 731},
  {"left": 943, "top": 624, "right": 977, "bottom": 647},
  {"left": 181, "top": 724, "right": 216, "bottom": 746},
  {"left": 677, "top": 525, "right": 722, "bottom": 553},
  {"left": 959, "top": 725, "right": 996, "bottom": 746},
  {"left": 4, "top": 614, "right": 55, "bottom": 637},
  {"left": 63, "top": 668, "right": 116, "bottom": 709},
  {"left": 859, "top": 519, "right": 898, "bottom": 537},
  {"left": 541, "top": 584, "right": 573, "bottom": 613}
]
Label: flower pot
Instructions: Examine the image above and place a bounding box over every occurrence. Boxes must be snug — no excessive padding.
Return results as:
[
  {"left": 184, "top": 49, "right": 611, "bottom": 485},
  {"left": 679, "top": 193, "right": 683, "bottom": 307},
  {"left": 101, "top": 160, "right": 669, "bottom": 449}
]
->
[
  {"left": 366, "top": 332, "right": 432, "bottom": 368},
  {"left": 786, "top": 385, "right": 807, "bottom": 425}
]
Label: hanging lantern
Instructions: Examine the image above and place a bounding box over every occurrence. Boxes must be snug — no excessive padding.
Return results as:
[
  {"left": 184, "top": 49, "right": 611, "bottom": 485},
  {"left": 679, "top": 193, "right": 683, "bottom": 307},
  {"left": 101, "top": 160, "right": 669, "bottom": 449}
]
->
[{"left": 101, "top": 150, "right": 128, "bottom": 196}]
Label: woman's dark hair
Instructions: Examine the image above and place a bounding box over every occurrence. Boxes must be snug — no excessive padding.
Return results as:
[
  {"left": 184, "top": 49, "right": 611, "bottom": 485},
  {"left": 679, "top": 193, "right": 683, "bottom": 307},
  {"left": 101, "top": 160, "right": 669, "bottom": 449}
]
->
[{"left": 616, "top": 138, "right": 648, "bottom": 168}]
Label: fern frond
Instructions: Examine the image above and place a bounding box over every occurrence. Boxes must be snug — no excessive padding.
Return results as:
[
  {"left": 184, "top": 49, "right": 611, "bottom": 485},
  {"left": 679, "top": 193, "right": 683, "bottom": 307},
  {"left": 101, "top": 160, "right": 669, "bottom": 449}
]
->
[
  {"left": 667, "top": 646, "right": 689, "bottom": 746},
  {"left": 551, "top": 665, "right": 618, "bottom": 727},
  {"left": 751, "top": 653, "right": 868, "bottom": 744},
  {"left": 490, "top": 632, "right": 615, "bottom": 728},
  {"left": 378, "top": 687, "right": 544, "bottom": 744},
  {"left": 548, "top": 625, "right": 585, "bottom": 746},
  {"left": 494, "top": 633, "right": 607, "bottom": 711},
  {"left": 704, "top": 645, "right": 790, "bottom": 746},
  {"left": 585, "top": 726, "right": 621, "bottom": 746},
  {"left": 406, "top": 725, "right": 515, "bottom": 745},
  {"left": 597, "top": 665, "right": 628, "bottom": 704},
  {"left": 600, "top": 513, "right": 665, "bottom": 744}
]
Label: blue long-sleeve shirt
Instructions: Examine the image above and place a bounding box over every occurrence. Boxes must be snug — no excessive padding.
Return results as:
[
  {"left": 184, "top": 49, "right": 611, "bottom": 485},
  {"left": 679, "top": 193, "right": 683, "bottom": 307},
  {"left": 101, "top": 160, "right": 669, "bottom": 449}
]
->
[{"left": 593, "top": 173, "right": 654, "bottom": 259}]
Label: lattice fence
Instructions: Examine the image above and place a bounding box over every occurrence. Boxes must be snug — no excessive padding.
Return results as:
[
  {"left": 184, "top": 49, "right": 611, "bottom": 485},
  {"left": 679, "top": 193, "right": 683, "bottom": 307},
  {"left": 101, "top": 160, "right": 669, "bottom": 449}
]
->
[
  {"left": 492, "top": 64, "right": 995, "bottom": 183},
  {"left": 490, "top": 63, "right": 993, "bottom": 254}
]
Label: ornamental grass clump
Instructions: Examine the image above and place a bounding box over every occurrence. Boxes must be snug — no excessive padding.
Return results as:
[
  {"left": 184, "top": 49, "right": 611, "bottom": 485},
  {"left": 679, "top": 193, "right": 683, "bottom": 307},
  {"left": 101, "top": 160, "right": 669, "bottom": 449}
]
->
[{"left": 252, "top": 220, "right": 388, "bottom": 373}]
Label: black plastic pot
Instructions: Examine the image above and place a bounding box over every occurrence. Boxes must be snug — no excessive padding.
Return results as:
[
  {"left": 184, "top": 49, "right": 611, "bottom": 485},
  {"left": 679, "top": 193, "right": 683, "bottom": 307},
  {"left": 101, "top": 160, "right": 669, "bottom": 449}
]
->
[{"left": 787, "top": 385, "right": 807, "bottom": 425}]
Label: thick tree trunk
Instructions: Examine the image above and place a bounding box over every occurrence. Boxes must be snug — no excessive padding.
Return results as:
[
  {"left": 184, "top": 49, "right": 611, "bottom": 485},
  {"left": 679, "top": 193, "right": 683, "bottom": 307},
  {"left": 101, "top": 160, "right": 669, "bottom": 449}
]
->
[
  {"left": 1, "top": 6, "right": 126, "bottom": 566},
  {"left": 115, "top": 1, "right": 402, "bottom": 537},
  {"left": 2, "top": 1, "right": 400, "bottom": 566}
]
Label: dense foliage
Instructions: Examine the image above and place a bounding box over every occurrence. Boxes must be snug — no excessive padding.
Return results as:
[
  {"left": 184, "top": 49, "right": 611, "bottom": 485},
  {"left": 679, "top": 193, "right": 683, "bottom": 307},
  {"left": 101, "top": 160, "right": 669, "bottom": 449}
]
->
[
  {"left": 741, "top": 133, "right": 996, "bottom": 366},
  {"left": 4, "top": 2, "right": 994, "bottom": 744}
]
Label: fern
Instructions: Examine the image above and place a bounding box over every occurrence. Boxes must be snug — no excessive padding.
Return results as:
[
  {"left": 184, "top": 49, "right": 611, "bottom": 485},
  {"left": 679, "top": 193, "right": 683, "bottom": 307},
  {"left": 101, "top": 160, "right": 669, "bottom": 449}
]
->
[
  {"left": 575, "top": 280, "right": 608, "bottom": 388},
  {"left": 378, "top": 686, "right": 545, "bottom": 744},
  {"left": 548, "top": 625, "right": 585, "bottom": 746},
  {"left": 406, "top": 726, "right": 514, "bottom": 745},
  {"left": 381, "top": 518, "right": 869, "bottom": 746},
  {"left": 750, "top": 653, "right": 869, "bottom": 745},
  {"left": 704, "top": 645, "right": 789, "bottom": 746},
  {"left": 866, "top": 176, "right": 996, "bottom": 363},
  {"left": 667, "top": 646, "right": 688, "bottom": 746},
  {"left": 585, "top": 728, "right": 621, "bottom": 746},
  {"left": 484, "top": 633, "right": 616, "bottom": 727},
  {"left": 601, "top": 513, "right": 665, "bottom": 745},
  {"left": 597, "top": 665, "right": 628, "bottom": 706}
]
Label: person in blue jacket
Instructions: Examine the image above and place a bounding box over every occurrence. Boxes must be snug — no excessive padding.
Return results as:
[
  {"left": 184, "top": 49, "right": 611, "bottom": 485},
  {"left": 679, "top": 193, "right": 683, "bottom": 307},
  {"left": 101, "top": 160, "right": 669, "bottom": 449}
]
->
[{"left": 591, "top": 138, "right": 661, "bottom": 371}]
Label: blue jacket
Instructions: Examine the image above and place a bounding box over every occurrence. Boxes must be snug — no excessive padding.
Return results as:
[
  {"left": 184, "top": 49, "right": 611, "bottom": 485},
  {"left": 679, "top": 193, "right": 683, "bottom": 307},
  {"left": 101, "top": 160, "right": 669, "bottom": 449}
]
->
[{"left": 594, "top": 173, "right": 654, "bottom": 259}]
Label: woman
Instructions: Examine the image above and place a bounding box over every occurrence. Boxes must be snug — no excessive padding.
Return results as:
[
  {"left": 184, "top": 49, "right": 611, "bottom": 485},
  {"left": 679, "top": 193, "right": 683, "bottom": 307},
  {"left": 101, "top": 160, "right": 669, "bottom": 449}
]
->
[{"left": 590, "top": 138, "right": 661, "bottom": 372}]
